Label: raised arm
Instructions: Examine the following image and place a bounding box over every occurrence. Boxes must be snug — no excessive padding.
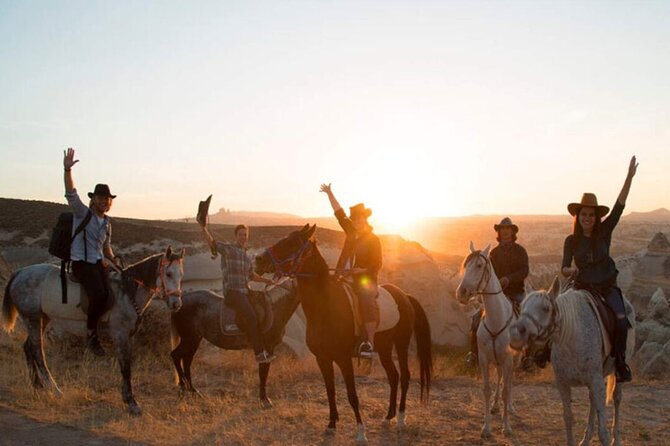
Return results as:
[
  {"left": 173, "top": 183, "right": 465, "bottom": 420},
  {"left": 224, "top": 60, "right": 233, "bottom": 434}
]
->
[
  {"left": 617, "top": 156, "right": 638, "bottom": 206},
  {"left": 199, "top": 224, "right": 218, "bottom": 257},
  {"left": 63, "top": 148, "right": 79, "bottom": 193},
  {"left": 319, "top": 183, "right": 343, "bottom": 213}
]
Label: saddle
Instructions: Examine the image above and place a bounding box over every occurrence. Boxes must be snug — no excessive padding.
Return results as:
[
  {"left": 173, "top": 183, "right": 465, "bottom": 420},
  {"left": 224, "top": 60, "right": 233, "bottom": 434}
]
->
[
  {"left": 340, "top": 281, "right": 400, "bottom": 337},
  {"left": 67, "top": 271, "right": 116, "bottom": 316},
  {"left": 219, "top": 290, "right": 274, "bottom": 336},
  {"left": 582, "top": 291, "right": 616, "bottom": 358}
]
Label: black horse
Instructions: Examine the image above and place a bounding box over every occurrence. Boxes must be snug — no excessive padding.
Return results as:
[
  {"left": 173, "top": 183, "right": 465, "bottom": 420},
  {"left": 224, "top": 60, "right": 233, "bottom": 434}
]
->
[
  {"left": 255, "top": 224, "right": 432, "bottom": 441},
  {"left": 169, "top": 279, "right": 299, "bottom": 407}
]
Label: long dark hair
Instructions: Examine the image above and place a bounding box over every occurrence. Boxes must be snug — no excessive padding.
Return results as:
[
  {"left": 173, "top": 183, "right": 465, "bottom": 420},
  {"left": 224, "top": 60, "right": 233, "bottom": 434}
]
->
[{"left": 572, "top": 206, "right": 602, "bottom": 256}]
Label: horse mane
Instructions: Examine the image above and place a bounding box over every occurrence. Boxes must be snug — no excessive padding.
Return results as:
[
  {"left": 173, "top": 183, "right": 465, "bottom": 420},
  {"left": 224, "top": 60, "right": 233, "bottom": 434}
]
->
[
  {"left": 460, "top": 250, "right": 483, "bottom": 273},
  {"left": 120, "top": 253, "right": 163, "bottom": 297},
  {"left": 555, "top": 289, "right": 590, "bottom": 346}
]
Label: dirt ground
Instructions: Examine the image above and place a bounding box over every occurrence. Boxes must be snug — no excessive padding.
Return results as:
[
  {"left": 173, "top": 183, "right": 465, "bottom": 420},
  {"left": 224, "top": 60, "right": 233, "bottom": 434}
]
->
[{"left": 0, "top": 332, "right": 668, "bottom": 446}]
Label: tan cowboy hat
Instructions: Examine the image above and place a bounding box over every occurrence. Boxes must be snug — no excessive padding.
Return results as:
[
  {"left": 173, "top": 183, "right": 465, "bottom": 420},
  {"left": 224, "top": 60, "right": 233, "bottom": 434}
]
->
[
  {"left": 349, "top": 203, "right": 372, "bottom": 219},
  {"left": 494, "top": 217, "right": 518, "bottom": 233},
  {"left": 567, "top": 193, "right": 609, "bottom": 217}
]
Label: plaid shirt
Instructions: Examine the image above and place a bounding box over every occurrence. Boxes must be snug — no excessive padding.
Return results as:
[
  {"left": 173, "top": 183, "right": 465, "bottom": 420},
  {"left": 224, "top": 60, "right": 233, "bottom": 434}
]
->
[{"left": 216, "top": 241, "right": 253, "bottom": 294}]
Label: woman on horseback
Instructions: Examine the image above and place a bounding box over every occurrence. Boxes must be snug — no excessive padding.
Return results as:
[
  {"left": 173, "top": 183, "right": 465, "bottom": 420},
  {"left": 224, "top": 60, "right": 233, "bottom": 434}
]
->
[
  {"left": 320, "top": 183, "right": 382, "bottom": 358},
  {"left": 561, "top": 155, "right": 638, "bottom": 382}
]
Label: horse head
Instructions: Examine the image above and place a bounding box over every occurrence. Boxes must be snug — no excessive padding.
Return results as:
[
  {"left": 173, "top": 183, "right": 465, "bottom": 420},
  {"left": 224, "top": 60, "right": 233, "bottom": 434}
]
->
[
  {"left": 255, "top": 224, "right": 316, "bottom": 277},
  {"left": 509, "top": 276, "right": 560, "bottom": 351},
  {"left": 160, "top": 245, "right": 185, "bottom": 312},
  {"left": 455, "top": 241, "right": 491, "bottom": 304}
]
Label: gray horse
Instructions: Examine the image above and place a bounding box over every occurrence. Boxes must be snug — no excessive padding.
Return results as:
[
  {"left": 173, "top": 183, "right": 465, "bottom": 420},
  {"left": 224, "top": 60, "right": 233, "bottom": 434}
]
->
[
  {"left": 1, "top": 246, "right": 185, "bottom": 415},
  {"left": 509, "top": 277, "right": 635, "bottom": 446}
]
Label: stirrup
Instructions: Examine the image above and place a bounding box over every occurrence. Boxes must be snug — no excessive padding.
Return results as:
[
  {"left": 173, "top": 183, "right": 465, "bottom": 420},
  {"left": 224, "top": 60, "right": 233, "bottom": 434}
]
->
[
  {"left": 255, "top": 351, "right": 276, "bottom": 364},
  {"left": 358, "top": 341, "right": 374, "bottom": 359},
  {"left": 616, "top": 363, "right": 632, "bottom": 383}
]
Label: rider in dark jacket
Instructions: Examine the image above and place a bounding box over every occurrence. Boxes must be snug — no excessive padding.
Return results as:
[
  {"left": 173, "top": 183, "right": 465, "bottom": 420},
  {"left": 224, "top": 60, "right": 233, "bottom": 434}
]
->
[
  {"left": 320, "top": 183, "right": 382, "bottom": 359},
  {"left": 561, "top": 156, "right": 638, "bottom": 383}
]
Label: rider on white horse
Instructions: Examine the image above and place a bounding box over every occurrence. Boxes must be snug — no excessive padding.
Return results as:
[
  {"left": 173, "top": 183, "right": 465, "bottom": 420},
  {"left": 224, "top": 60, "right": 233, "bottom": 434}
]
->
[
  {"left": 63, "top": 148, "right": 122, "bottom": 356},
  {"left": 560, "top": 156, "right": 638, "bottom": 383},
  {"left": 465, "top": 217, "right": 529, "bottom": 368}
]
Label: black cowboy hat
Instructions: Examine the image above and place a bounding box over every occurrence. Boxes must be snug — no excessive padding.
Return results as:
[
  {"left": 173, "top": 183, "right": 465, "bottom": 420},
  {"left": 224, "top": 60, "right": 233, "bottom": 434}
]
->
[
  {"left": 567, "top": 193, "right": 609, "bottom": 218},
  {"left": 88, "top": 184, "right": 117, "bottom": 199},
  {"left": 349, "top": 203, "right": 372, "bottom": 219},
  {"left": 494, "top": 217, "right": 519, "bottom": 233}
]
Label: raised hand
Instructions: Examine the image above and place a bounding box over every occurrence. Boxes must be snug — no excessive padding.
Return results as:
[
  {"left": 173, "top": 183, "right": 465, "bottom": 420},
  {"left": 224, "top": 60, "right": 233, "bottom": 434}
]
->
[
  {"left": 319, "top": 183, "right": 332, "bottom": 195},
  {"left": 627, "top": 155, "right": 638, "bottom": 178},
  {"left": 63, "top": 148, "right": 79, "bottom": 170}
]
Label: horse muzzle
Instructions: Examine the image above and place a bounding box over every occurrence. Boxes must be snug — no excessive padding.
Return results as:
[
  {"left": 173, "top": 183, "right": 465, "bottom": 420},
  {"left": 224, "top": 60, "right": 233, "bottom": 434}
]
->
[{"left": 165, "top": 293, "right": 183, "bottom": 312}]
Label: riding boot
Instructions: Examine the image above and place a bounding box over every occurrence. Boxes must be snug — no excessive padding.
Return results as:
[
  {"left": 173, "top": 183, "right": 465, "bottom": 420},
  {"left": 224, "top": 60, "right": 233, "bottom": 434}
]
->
[
  {"left": 614, "top": 318, "right": 632, "bottom": 383},
  {"left": 533, "top": 342, "right": 551, "bottom": 368},
  {"left": 86, "top": 330, "right": 106, "bottom": 357},
  {"left": 465, "top": 328, "right": 479, "bottom": 368}
]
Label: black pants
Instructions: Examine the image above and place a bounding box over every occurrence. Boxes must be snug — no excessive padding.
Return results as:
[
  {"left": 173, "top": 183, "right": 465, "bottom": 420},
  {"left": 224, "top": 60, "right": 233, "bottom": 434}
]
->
[
  {"left": 71, "top": 260, "right": 109, "bottom": 331},
  {"left": 604, "top": 286, "right": 629, "bottom": 364},
  {"left": 226, "top": 290, "right": 264, "bottom": 354}
]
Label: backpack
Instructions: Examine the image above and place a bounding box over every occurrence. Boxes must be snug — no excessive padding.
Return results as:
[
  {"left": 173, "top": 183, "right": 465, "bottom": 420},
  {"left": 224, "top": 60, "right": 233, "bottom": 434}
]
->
[{"left": 48, "top": 210, "right": 92, "bottom": 303}]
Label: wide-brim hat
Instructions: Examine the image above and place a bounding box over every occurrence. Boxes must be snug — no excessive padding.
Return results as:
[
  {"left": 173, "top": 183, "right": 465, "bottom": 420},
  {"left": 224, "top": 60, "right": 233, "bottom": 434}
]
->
[
  {"left": 567, "top": 193, "right": 609, "bottom": 217},
  {"left": 88, "top": 184, "right": 117, "bottom": 199},
  {"left": 494, "top": 217, "right": 518, "bottom": 233},
  {"left": 349, "top": 203, "right": 372, "bottom": 219}
]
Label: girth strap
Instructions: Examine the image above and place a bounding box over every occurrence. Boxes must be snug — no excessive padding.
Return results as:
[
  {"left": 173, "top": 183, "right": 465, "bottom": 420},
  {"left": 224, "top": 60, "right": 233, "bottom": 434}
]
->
[{"left": 482, "top": 313, "right": 513, "bottom": 365}]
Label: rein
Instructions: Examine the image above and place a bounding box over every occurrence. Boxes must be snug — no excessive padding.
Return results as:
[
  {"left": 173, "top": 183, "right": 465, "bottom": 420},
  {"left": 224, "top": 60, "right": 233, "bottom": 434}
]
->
[
  {"left": 519, "top": 293, "right": 559, "bottom": 348},
  {"left": 126, "top": 256, "right": 182, "bottom": 318}
]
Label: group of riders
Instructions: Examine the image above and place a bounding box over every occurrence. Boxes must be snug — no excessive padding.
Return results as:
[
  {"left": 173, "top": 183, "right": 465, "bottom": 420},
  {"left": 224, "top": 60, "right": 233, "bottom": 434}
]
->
[{"left": 61, "top": 147, "right": 637, "bottom": 383}]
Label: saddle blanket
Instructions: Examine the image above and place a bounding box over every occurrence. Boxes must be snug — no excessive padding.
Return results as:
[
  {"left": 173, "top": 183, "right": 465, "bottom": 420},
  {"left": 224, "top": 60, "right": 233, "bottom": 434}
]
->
[{"left": 341, "top": 283, "right": 400, "bottom": 335}]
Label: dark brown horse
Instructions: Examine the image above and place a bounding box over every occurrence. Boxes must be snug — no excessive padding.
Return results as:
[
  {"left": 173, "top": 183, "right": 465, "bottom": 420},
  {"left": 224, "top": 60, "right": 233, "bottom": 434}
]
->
[
  {"left": 169, "top": 279, "right": 299, "bottom": 408},
  {"left": 254, "top": 224, "right": 432, "bottom": 442}
]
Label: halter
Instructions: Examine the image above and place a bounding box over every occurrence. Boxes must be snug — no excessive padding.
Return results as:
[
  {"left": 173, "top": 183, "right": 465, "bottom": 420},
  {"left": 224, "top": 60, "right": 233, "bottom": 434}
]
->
[
  {"left": 265, "top": 238, "right": 313, "bottom": 279},
  {"left": 518, "top": 292, "right": 559, "bottom": 347},
  {"left": 129, "top": 256, "right": 183, "bottom": 317},
  {"left": 465, "top": 252, "right": 503, "bottom": 296}
]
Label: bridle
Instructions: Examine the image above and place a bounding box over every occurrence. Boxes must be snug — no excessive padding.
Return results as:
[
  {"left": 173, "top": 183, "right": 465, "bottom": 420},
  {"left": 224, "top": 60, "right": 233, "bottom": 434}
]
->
[
  {"left": 517, "top": 292, "right": 559, "bottom": 347},
  {"left": 464, "top": 252, "right": 503, "bottom": 297},
  {"left": 264, "top": 237, "right": 313, "bottom": 279},
  {"left": 128, "top": 255, "right": 183, "bottom": 317}
]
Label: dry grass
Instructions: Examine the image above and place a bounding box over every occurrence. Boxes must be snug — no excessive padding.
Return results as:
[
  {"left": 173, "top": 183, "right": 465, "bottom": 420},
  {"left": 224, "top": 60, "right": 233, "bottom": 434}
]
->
[{"left": 0, "top": 327, "right": 668, "bottom": 446}]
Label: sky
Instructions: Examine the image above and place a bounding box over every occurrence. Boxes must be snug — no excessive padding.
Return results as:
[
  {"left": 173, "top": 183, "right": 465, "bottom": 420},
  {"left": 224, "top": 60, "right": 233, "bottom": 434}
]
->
[{"left": 1, "top": 0, "right": 668, "bottom": 235}]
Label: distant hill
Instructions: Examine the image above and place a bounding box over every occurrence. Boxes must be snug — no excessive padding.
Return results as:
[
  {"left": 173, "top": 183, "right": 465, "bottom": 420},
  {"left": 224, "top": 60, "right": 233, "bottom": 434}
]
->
[{"left": 623, "top": 208, "right": 670, "bottom": 222}]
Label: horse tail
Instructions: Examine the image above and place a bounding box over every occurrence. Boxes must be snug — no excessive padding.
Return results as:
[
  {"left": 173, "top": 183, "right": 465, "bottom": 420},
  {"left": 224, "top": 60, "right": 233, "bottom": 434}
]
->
[
  {"left": 606, "top": 373, "right": 616, "bottom": 406},
  {"left": 407, "top": 295, "right": 432, "bottom": 402},
  {"left": 2, "top": 273, "right": 18, "bottom": 333}
]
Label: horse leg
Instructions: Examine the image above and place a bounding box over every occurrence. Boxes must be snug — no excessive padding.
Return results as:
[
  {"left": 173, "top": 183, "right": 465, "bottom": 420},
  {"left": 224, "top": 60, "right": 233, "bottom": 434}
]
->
[
  {"left": 112, "top": 332, "right": 141, "bottom": 415},
  {"left": 395, "top": 336, "right": 411, "bottom": 429},
  {"left": 25, "top": 316, "right": 61, "bottom": 395},
  {"left": 22, "top": 338, "right": 41, "bottom": 389},
  {"left": 611, "top": 378, "right": 623, "bottom": 446},
  {"left": 170, "top": 336, "right": 199, "bottom": 397},
  {"left": 557, "top": 381, "right": 576, "bottom": 446},
  {"left": 335, "top": 357, "right": 366, "bottom": 442},
  {"left": 501, "top": 358, "right": 513, "bottom": 436},
  {"left": 376, "top": 337, "right": 398, "bottom": 424},
  {"left": 315, "top": 356, "right": 339, "bottom": 431},
  {"left": 258, "top": 361, "right": 273, "bottom": 409},
  {"left": 181, "top": 338, "right": 202, "bottom": 396},
  {"left": 579, "top": 400, "right": 596, "bottom": 446},
  {"left": 479, "top": 357, "right": 492, "bottom": 438},
  {"left": 589, "top": 379, "right": 611, "bottom": 446},
  {"left": 491, "top": 365, "right": 502, "bottom": 415}
]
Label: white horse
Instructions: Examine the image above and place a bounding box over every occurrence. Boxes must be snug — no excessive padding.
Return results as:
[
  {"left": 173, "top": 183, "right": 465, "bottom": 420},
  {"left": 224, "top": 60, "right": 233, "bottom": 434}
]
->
[
  {"left": 456, "top": 242, "right": 516, "bottom": 437},
  {"left": 509, "top": 277, "right": 635, "bottom": 446},
  {"left": 2, "top": 247, "right": 185, "bottom": 415}
]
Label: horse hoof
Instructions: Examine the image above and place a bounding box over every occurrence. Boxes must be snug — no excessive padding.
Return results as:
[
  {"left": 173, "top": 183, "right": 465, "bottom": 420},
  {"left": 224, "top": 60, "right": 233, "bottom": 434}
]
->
[
  {"left": 397, "top": 413, "right": 406, "bottom": 430},
  {"left": 481, "top": 427, "right": 491, "bottom": 438},
  {"left": 259, "top": 397, "right": 273, "bottom": 409},
  {"left": 324, "top": 427, "right": 336, "bottom": 436},
  {"left": 128, "top": 403, "right": 143, "bottom": 416},
  {"left": 490, "top": 405, "right": 500, "bottom": 415},
  {"left": 503, "top": 426, "right": 513, "bottom": 437}
]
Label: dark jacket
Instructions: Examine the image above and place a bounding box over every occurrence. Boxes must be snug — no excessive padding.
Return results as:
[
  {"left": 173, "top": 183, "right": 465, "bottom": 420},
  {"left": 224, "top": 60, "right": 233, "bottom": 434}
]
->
[
  {"left": 490, "top": 241, "right": 529, "bottom": 298},
  {"left": 334, "top": 208, "right": 382, "bottom": 281},
  {"left": 562, "top": 200, "right": 624, "bottom": 287}
]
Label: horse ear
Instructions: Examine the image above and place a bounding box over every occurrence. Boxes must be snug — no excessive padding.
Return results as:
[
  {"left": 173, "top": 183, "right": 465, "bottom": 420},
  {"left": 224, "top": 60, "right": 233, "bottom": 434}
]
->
[
  {"left": 469, "top": 241, "right": 475, "bottom": 253},
  {"left": 524, "top": 280, "right": 534, "bottom": 295},
  {"left": 305, "top": 224, "right": 317, "bottom": 239},
  {"left": 166, "top": 245, "right": 173, "bottom": 258},
  {"left": 301, "top": 223, "right": 310, "bottom": 233},
  {"left": 482, "top": 244, "right": 491, "bottom": 257},
  {"left": 548, "top": 275, "right": 560, "bottom": 300}
]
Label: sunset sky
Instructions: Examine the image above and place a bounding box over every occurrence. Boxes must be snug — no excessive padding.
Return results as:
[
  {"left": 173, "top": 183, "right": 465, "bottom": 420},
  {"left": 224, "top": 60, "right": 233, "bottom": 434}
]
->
[{"left": 1, "top": 1, "right": 668, "bottom": 236}]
